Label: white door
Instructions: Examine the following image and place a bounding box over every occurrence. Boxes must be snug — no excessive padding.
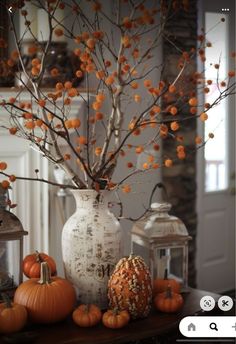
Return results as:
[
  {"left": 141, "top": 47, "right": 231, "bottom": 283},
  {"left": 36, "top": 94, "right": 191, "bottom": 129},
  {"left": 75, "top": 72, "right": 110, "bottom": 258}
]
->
[{"left": 197, "top": 0, "right": 235, "bottom": 293}]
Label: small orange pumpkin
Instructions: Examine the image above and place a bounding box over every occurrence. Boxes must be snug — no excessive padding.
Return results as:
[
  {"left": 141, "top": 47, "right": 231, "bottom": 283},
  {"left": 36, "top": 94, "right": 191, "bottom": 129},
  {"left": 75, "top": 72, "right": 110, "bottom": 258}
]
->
[
  {"left": 22, "top": 251, "right": 57, "bottom": 278},
  {"left": 153, "top": 269, "right": 181, "bottom": 295},
  {"left": 154, "top": 286, "right": 184, "bottom": 313},
  {"left": 72, "top": 304, "right": 102, "bottom": 327},
  {"left": 14, "top": 262, "right": 76, "bottom": 323},
  {"left": 102, "top": 309, "right": 130, "bottom": 329},
  {"left": 0, "top": 294, "right": 27, "bottom": 334}
]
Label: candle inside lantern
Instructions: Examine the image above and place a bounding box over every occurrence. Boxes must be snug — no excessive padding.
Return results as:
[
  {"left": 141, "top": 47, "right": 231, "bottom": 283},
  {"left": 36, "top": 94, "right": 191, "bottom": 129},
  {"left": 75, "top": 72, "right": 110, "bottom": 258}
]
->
[
  {"left": 19, "top": 3, "right": 38, "bottom": 41},
  {"left": 37, "top": 8, "right": 65, "bottom": 42}
]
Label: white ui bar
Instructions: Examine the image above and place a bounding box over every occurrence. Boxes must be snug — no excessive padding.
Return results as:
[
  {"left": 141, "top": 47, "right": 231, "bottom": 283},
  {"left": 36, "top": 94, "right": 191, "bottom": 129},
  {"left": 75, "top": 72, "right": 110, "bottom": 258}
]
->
[{"left": 179, "top": 316, "right": 236, "bottom": 337}]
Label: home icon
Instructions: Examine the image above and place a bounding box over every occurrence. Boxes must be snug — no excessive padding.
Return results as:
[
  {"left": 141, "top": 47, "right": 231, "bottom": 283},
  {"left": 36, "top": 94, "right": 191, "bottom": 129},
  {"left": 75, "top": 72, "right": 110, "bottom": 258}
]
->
[{"left": 188, "top": 323, "right": 196, "bottom": 331}]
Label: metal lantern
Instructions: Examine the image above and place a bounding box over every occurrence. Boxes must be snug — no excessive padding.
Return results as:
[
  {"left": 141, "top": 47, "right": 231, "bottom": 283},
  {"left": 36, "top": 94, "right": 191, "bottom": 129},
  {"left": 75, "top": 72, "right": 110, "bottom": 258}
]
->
[
  {"left": 0, "top": 187, "right": 28, "bottom": 297},
  {"left": 131, "top": 202, "right": 191, "bottom": 288}
]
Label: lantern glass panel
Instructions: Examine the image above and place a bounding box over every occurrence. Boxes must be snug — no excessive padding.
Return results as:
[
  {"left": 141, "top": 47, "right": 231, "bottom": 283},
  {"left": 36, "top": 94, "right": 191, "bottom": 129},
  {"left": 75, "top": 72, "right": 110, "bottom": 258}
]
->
[{"left": 0, "top": 240, "right": 20, "bottom": 292}]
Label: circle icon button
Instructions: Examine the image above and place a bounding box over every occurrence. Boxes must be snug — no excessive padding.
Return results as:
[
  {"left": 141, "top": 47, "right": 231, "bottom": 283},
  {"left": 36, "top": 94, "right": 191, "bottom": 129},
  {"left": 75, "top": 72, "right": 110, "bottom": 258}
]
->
[
  {"left": 200, "top": 296, "right": 216, "bottom": 311},
  {"left": 218, "top": 296, "right": 234, "bottom": 312}
]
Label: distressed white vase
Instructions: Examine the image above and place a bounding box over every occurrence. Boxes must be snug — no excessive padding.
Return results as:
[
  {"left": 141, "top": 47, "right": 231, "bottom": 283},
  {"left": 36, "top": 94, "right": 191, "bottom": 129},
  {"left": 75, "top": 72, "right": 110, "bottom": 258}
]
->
[{"left": 61, "top": 189, "right": 122, "bottom": 309}]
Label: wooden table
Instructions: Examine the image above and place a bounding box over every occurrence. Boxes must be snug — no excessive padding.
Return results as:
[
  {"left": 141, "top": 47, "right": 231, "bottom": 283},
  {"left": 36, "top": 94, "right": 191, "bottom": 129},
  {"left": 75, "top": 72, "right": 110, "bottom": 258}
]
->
[{"left": 0, "top": 289, "right": 234, "bottom": 344}]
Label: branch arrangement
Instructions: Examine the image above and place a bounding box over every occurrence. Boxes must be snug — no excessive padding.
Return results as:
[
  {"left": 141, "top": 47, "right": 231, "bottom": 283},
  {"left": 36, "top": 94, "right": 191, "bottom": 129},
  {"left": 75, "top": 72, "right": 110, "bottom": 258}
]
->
[{"left": 0, "top": 0, "right": 235, "bottom": 200}]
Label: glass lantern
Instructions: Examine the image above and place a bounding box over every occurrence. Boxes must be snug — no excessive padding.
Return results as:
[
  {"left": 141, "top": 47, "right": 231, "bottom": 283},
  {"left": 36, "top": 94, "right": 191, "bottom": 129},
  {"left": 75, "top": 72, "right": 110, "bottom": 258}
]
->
[
  {"left": 131, "top": 202, "right": 191, "bottom": 288},
  {"left": 0, "top": 187, "right": 28, "bottom": 298}
]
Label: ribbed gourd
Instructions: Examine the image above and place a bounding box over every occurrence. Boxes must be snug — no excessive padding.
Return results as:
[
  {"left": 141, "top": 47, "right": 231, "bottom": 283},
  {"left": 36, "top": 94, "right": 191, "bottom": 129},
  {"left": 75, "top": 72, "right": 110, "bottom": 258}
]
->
[{"left": 108, "top": 254, "right": 152, "bottom": 319}]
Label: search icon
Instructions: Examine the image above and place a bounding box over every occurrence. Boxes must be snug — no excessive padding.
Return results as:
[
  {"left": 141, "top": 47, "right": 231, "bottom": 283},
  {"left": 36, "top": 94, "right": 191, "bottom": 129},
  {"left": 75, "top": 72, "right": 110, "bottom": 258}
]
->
[{"left": 209, "top": 322, "right": 218, "bottom": 331}]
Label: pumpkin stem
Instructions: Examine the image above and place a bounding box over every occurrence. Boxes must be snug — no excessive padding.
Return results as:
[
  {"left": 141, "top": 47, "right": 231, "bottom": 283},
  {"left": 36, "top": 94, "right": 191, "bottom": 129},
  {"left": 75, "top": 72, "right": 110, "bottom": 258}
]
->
[
  {"left": 165, "top": 286, "right": 172, "bottom": 299},
  {"left": 164, "top": 268, "right": 168, "bottom": 280},
  {"left": 35, "top": 250, "right": 44, "bottom": 263},
  {"left": 84, "top": 304, "right": 90, "bottom": 313},
  {"left": 1, "top": 293, "right": 12, "bottom": 308},
  {"left": 112, "top": 308, "right": 119, "bottom": 315},
  {"left": 38, "top": 262, "right": 51, "bottom": 284}
]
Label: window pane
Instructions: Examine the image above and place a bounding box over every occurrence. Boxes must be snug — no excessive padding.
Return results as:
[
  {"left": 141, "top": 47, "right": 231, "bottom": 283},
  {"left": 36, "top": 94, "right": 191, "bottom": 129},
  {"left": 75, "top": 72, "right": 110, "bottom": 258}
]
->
[{"left": 204, "top": 13, "right": 228, "bottom": 192}]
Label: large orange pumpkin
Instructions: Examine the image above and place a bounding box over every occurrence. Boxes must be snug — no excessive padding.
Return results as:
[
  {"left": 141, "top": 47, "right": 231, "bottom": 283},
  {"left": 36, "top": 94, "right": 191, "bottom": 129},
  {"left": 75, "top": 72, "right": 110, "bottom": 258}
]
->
[
  {"left": 0, "top": 294, "right": 27, "bottom": 334},
  {"left": 22, "top": 251, "right": 57, "bottom": 278},
  {"left": 14, "top": 262, "right": 76, "bottom": 323},
  {"left": 108, "top": 254, "right": 152, "bottom": 319}
]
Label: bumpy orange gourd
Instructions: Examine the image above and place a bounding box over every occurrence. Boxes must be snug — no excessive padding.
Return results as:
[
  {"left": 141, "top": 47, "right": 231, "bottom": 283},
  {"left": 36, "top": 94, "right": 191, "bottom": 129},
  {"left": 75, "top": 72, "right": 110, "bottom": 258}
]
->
[
  {"left": 14, "top": 262, "right": 76, "bottom": 323},
  {"left": 153, "top": 269, "right": 181, "bottom": 295},
  {"left": 22, "top": 251, "right": 57, "bottom": 278},
  {"left": 102, "top": 309, "right": 130, "bottom": 329},
  {"left": 154, "top": 287, "right": 184, "bottom": 313},
  {"left": 72, "top": 304, "right": 102, "bottom": 327},
  {"left": 108, "top": 254, "right": 152, "bottom": 319},
  {"left": 0, "top": 294, "right": 27, "bottom": 334}
]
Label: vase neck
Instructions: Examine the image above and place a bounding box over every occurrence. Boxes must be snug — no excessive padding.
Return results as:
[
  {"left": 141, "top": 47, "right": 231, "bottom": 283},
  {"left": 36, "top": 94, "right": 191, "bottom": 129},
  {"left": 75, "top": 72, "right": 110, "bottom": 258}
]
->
[{"left": 72, "top": 190, "right": 109, "bottom": 209}]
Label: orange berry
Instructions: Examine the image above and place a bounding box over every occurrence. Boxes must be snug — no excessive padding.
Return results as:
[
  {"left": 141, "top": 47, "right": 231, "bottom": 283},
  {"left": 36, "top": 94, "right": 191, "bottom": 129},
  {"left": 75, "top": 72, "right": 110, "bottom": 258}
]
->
[
  {"left": 220, "top": 81, "right": 226, "bottom": 87},
  {"left": 25, "top": 121, "right": 36, "bottom": 130},
  {"left": 76, "top": 70, "right": 83, "bottom": 78},
  {"left": 214, "top": 64, "right": 220, "bottom": 69},
  {"left": 9, "top": 175, "right": 16, "bottom": 182},
  {"left": 95, "top": 112, "right": 103, "bottom": 121},
  {"left": 131, "top": 82, "right": 139, "bottom": 89},
  {"left": 170, "top": 121, "right": 179, "bottom": 131},
  {"left": 152, "top": 163, "right": 159, "bottom": 169},
  {"left": 143, "top": 162, "right": 149, "bottom": 169},
  {"left": 36, "top": 119, "right": 43, "bottom": 127},
  {"left": 8, "top": 97, "right": 16, "bottom": 104},
  {"left": 1, "top": 180, "right": 10, "bottom": 189},
  {"left": 95, "top": 147, "right": 102, "bottom": 156},
  {"left": 176, "top": 145, "right": 185, "bottom": 152},
  {"left": 127, "top": 162, "right": 134, "bottom": 168},
  {"left": 54, "top": 28, "right": 64, "bottom": 37},
  {"left": 208, "top": 132, "right": 214, "bottom": 139},
  {"left": 170, "top": 106, "right": 178, "bottom": 115},
  {"left": 168, "top": 84, "right": 176, "bottom": 93},
  {"left": 86, "top": 38, "right": 96, "bottom": 49},
  {"left": 50, "top": 68, "right": 59, "bottom": 77},
  {"left": 153, "top": 144, "right": 160, "bottom": 151},
  {"left": 188, "top": 97, "right": 198, "bottom": 106},
  {"left": 144, "top": 79, "right": 152, "bottom": 88},
  {"left": 31, "top": 66, "right": 40, "bottom": 76},
  {"left": 82, "top": 31, "right": 90, "bottom": 40},
  {"left": 64, "top": 154, "right": 71, "bottom": 160},
  {"left": 74, "top": 48, "right": 81, "bottom": 56},
  {"left": 195, "top": 136, "right": 202, "bottom": 144},
  {"left": 152, "top": 105, "right": 161, "bottom": 114},
  {"left": 164, "top": 159, "right": 173, "bottom": 167},
  {"left": 190, "top": 107, "right": 197, "bottom": 114},
  {"left": 200, "top": 112, "right": 208, "bottom": 121},
  {"left": 92, "top": 2, "right": 102, "bottom": 11},
  {"left": 23, "top": 112, "right": 33, "bottom": 119},
  {"left": 134, "top": 94, "right": 141, "bottom": 102},
  {"left": 9, "top": 127, "right": 17, "bottom": 135},
  {"left": 148, "top": 155, "right": 154, "bottom": 163},
  {"left": 105, "top": 75, "right": 114, "bottom": 85},
  {"left": 135, "top": 146, "right": 144, "bottom": 154},
  {"left": 68, "top": 88, "right": 78, "bottom": 97},
  {"left": 71, "top": 118, "right": 81, "bottom": 128},
  {"left": 64, "top": 81, "right": 73, "bottom": 89},
  {"left": 105, "top": 60, "right": 112, "bottom": 68},
  {"left": 64, "top": 98, "right": 71, "bottom": 105},
  {"left": 0, "top": 162, "right": 7, "bottom": 170},
  {"left": 92, "top": 101, "right": 102, "bottom": 111},
  {"left": 96, "top": 93, "right": 105, "bottom": 102},
  {"left": 122, "top": 184, "right": 131, "bottom": 193},
  {"left": 31, "top": 58, "right": 41, "bottom": 66},
  {"left": 177, "top": 151, "right": 186, "bottom": 160},
  {"left": 38, "top": 99, "right": 46, "bottom": 107},
  {"left": 55, "top": 82, "right": 64, "bottom": 91},
  {"left": 96, "top": 70, "right": 105, "bottom": 79},
  {"left": 228, "top": 70, "right": 235, "bottom": 78},
  {"left": 78, "top": 136, "right": 87, "bottom": 145}
]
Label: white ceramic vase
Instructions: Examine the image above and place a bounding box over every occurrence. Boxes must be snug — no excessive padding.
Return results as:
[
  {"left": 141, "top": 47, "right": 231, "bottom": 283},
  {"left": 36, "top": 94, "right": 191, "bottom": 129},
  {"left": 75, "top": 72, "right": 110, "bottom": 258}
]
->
[{"left": 61, "top": 189, "right": 122, "bottom": 309}]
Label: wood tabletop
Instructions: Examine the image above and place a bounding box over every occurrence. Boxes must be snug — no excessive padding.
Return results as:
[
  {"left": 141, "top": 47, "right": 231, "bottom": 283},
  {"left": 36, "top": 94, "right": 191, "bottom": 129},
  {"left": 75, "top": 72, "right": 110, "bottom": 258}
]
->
[{"left": 0, "top": 289, "right": 232, "bottom": 344}]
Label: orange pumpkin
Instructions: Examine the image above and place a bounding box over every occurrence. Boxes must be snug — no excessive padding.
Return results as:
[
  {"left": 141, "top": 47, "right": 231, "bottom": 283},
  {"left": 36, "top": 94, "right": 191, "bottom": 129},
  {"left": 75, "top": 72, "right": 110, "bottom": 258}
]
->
[
  {"left": 153, "top": 269, "right": 181, "bottom": 295},
  {"left": 0, "top": 294, "right": 27, "bottom": 334},
  {"left": 14, "top": 262, "right": 76, "bottom": 323},
  {"left": 72, "top": 304, "right": 102, "bottom": 327},
  {"left": 102, "top": 309, "right": 130, "bottom": 329},
  {"left": 23, "top": 251, "right": 57, "bottom": 278},
  {"left": 108, "top": 254, "right": 152, "bottom": 319},
  {"left": 154, "top": 287, "right": 184, "bottom": 313}
]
